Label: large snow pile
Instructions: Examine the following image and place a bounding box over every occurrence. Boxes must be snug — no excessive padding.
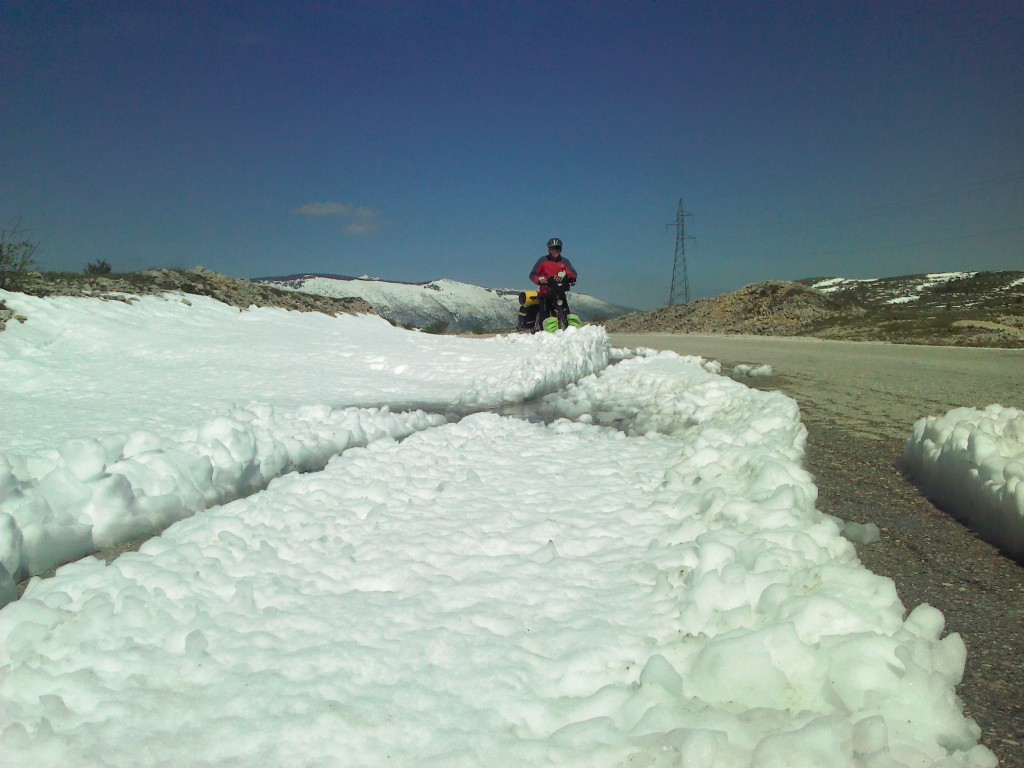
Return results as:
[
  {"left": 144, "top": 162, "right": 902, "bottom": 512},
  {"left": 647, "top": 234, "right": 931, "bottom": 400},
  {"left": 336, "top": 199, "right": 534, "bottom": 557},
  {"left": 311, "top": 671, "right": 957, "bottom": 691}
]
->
[
  {"left": 901, "top": 404, "right": 1024, "bottom": 562},
  {"left": 0, "top": 292, "right": 609, "bottom": 591},
  {"left": 0, "top": 289, "right": 997, "bottom": 766}
]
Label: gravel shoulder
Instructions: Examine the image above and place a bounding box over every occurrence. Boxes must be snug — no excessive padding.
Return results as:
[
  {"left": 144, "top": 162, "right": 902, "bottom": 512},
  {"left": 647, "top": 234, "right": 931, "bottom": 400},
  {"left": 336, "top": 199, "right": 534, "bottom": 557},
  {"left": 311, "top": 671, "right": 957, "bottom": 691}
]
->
[{"left": 611, "top": 333, "right": 1024, "bottom": 767}]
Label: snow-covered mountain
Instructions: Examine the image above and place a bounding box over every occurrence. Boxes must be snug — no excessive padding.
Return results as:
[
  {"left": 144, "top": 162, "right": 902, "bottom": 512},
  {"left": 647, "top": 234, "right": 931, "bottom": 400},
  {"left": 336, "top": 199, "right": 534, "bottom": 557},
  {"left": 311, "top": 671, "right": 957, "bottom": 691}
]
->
[{"left": 253, "top": 273, "right": 636, "bottom": 333}]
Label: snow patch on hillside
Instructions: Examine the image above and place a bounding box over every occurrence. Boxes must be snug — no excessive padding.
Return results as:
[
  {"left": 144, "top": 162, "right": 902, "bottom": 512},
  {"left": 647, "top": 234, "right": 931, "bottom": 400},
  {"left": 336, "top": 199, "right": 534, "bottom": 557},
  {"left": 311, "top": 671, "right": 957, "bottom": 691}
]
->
[
  {"left": 917, "top": 272, "right": 978, "bottom": 291},
  {"left": 811, "top": 277, "right": 878, "bottom": 292}
]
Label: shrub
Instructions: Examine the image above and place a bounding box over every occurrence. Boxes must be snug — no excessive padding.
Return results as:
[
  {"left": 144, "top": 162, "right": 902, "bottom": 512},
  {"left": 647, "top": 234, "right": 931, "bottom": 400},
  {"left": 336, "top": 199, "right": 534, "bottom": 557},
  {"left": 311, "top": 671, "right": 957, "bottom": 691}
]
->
[
  {"left": 84, "top": 259, "right": 113, "bottom": 275},
  {"left": 0, "top": 217, "right": 40, "bottom": 290}
]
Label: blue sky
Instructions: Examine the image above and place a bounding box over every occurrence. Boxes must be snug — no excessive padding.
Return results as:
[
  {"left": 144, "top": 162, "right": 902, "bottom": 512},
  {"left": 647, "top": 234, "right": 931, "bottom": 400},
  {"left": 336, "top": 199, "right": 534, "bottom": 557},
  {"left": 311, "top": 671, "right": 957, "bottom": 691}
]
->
[{"left": 3, "top": 1, "right": 1022, "bottom": 310}]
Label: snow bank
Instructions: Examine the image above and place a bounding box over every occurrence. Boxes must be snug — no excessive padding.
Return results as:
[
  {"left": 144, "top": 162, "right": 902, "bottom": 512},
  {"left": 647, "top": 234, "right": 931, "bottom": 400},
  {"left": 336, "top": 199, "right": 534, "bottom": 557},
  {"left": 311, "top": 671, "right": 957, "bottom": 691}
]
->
[
  {"left": 0, "top": 292, "right": 609, "bottom": 454},
  {"left": 901, "top": 404, "right": 1024, "bottom": 561},
  {"left": 0, "top": 405, "right": 444, "bottom": 583},
  {"left": 0, "top": 353, "right": 994, "bottom": 767},
  {"left": 0, "top": 291, "right": 612, "bottom": 595},
  {"left": 456, "top": 326, "right": 610, "bottom": 408}
]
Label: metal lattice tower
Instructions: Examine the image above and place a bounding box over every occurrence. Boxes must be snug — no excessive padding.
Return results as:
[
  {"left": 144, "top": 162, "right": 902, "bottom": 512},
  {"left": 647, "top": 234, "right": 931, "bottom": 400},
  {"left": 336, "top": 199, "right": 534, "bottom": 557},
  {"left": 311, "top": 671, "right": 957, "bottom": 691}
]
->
[{"left": 668, "top": 198, "right": 694, "bottom": 306}]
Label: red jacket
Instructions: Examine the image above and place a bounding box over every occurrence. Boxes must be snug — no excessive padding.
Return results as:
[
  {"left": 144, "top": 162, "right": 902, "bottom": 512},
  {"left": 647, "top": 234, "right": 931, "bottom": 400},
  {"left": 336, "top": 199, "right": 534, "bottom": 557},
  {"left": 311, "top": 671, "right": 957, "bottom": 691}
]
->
[{"left": 529, "top": 254, "right": 578, "bottom": 290}]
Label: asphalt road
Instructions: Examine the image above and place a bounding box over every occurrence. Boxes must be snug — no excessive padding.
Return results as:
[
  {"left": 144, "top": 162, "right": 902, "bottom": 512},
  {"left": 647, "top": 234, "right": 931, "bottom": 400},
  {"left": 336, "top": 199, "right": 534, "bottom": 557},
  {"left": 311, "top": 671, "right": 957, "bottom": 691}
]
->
[
  {"left": 611, "top": 333, "right": 1024, "bottom": 767},
  {"left": 610, "top": 333, "right": 1023, "bottom": 440}
]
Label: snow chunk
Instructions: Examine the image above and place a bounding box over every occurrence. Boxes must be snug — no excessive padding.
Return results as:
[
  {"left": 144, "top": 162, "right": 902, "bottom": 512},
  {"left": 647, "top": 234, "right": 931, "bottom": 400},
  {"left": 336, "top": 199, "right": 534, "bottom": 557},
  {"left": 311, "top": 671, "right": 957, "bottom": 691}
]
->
[
  {"left": 901, "top": 404, "right": 1024, "bottom": 561},
  {"left": 841, "top": 521, "right": 881, "bottom": 545},
  {"left": 732, "top": 363, "right": 773, "bottom": 378}
]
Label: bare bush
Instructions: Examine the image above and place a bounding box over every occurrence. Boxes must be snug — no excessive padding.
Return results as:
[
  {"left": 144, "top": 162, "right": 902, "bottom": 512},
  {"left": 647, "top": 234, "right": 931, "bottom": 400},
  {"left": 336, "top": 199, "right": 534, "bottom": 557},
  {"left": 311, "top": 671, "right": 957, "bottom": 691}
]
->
[{"left": 0, "top": 217, "right": 40, "bottom": 290}]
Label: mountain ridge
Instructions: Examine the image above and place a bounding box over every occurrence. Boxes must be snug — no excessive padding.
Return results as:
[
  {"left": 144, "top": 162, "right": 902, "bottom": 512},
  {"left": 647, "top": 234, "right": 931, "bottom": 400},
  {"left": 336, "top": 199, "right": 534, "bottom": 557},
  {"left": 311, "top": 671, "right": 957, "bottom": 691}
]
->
[{"left": 254, "top": 273, "right": 635, "bottom": 333}]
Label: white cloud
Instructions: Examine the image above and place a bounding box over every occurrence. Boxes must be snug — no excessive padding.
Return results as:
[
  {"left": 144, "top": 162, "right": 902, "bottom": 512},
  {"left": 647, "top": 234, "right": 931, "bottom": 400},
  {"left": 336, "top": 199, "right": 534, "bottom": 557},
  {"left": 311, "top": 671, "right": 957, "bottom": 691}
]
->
[{"left": 293, "top": 202, "right": 383, "bottom": 234}]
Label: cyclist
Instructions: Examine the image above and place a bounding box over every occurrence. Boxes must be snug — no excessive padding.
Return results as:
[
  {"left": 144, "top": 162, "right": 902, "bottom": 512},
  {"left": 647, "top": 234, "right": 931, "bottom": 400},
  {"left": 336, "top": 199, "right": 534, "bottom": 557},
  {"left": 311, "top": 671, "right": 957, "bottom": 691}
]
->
[{"left": 529, "top": 237, "right": 578, "bottom": 330}]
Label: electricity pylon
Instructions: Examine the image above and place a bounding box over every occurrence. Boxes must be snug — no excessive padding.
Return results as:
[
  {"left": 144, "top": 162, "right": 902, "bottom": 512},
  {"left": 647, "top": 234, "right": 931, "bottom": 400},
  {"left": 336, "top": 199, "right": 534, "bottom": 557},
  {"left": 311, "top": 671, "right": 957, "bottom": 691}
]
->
[{"left": 668, "top": 199, "right": 694, "bottom": 306}]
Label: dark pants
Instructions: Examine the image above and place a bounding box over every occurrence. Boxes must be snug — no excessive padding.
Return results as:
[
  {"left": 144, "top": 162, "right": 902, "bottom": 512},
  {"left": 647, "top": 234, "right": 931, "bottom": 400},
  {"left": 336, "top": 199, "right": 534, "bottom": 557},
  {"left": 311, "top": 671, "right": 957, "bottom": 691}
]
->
[{"left": 535, "top": 291, "right": 570, "bottom": 331}]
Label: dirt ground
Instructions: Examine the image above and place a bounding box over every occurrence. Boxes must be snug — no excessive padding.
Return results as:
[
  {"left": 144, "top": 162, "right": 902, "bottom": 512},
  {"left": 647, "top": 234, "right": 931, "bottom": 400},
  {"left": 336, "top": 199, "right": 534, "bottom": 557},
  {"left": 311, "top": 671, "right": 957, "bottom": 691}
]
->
[{"left": 611, "top": 333, "right": 1024, "bottom": 767}]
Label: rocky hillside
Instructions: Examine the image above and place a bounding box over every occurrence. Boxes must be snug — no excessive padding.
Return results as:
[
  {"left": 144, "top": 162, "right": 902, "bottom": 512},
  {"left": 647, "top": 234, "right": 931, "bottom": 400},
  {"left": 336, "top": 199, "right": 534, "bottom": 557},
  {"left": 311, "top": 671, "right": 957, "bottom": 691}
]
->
[
  {"left": 606, "top": 271, "right": 1024, "bottom": 348},
  {"left": 607, "top": 281, "right": 862, "bottom": 336},
  {"left": 0, "top": 267, "right": 375, "bottom": 332}
]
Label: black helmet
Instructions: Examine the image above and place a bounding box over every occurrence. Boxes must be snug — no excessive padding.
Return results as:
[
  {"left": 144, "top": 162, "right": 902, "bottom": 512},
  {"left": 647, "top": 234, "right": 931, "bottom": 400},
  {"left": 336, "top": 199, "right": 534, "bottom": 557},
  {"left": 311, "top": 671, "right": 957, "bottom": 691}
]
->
[{"left": 547, "top": 237, "right": 562, "bottom": 249}]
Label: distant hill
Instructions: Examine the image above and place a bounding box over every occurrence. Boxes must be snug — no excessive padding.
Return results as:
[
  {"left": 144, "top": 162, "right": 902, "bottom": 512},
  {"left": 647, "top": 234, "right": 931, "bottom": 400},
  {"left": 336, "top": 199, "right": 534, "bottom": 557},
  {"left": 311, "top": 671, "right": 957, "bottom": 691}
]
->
[
  {"left": 605, "top": 271, "right": 1024, "bottom": 347},
  {"left": 254, "top": 273, "right": 636, "bottom": 333},
  {"left": 2, "top": 267, "right": 374, "bottom": 318}
]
